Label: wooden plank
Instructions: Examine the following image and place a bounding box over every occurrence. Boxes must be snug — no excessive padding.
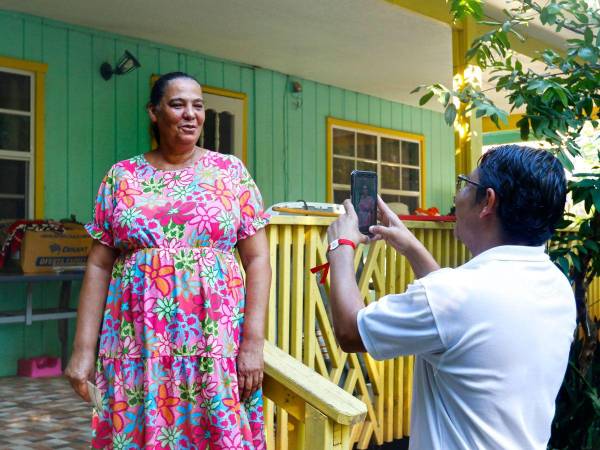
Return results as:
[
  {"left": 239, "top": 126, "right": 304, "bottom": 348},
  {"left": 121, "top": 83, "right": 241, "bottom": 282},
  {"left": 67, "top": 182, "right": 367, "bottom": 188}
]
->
[
  {"left": 266, "top": 226, "right": 278, "bottom": 342},
  {"left": 303, "top": 228, "right": 318, "bottom": 368},
  {"left": 290, "top": 225, "right": 305, "bottom": 359},
  {"left": 241, "top": 67, "right": 255, "bottom": 171},
  {"left": 329, "top": 86, "right": 344, "bottom": 119},
  {"left": 23, "top": 16, "right": 42, "bottom": 61},
  {"left": 380, "top": 100, "right": 392, "bottom": 129},
  {"left": 315, "top": 294, "right": 341, "bottom": 369},
  {"left": 158, "top": 48, "right": 179, "bottom": 74},
  {"left": 368, "top": 96, "right": 381, "bottom": 126},
  {"left": 403, "top": 356, "right": 414, "bottom": 434},
  {"left": 254, "top": 69, "right": 274, "bottom": 204},
  {"left": 186, "top": 54, "right": 205, "bottom": 84},
  {"left": 263, "top": 377, "right": 305, "bottom": 421},
  {"left": 314, "top": 338, "right": 329, "bottom": 376},
  {"left": 301, "top": 80, "right": 317, "bottom": 201},
  {"left": 384, "top": 359, "right": 394, "bottom": 442},
  {"left": 278, "top": 225, "right": 292, "bottom": 352},
  {"left": 276, "top": 408, "right": 289, "bottom": 450},
  {"left": 264, "top": 398, "right": 275, "bottom": 450},
  {"left": 271, "top": 73, "right": 286, "bottom": 203},
  {"left": 356, "top": 94, "right": 369, "bottom": 124},
  {"left": 264, "top": 340, "right": 367, "bottom": 426},
  {"left": 344, "top": 91, "right": 357, "bottom": 122},
  {"left": 115, "top": 42, "right": 139, "bottom": 162},
  {"left": 136, "top": 43, "right": 159, "bottom": 154},
  {"left": 67, "top": 30, "right": 93, "bottom": 221},
  {"left": 315, "top": 83, "right": 330, "bottom": 202},
  {"left": 223, "top": 62, "right": 241, "bottom": 92},
  {"left": 0, "top": 13, "right": 23, "bottom": 57},
  {"left": 205, "top": 59, "right": 224, "bottom": 87},
  {"left": 305, "top": 403, "right": 332, "bottom": 450},
  {"left": 394, "top": 357, "right": 405, "bottom": 438},
  {"left": 287, "top": 81, "right": 303, "bottom": 202},
  {"left": 91, "top": 35, "right": 117, "bottom": 190},
  {"left": 42, "top": 25, "right": 69, "bottom": 219}
]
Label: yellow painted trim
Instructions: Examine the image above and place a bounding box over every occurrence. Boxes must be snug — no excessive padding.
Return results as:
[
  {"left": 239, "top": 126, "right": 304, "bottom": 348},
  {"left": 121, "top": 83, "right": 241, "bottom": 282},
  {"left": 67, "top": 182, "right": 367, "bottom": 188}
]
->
[
  {"left": 0, "top": 56, "right": 48, "bottom": 219},
  {"left": 34, "top": 72, "right": 46, "bottom": 219},
  {"left": 326, "top": 118, "right": 333, "bottom": 202},
  {"left": 326, "top": 117, "right": 427, "bottom": 208},
  {"left": 482, "top": 114, "right": 522, "bottom": 132},
  {"left": 384, "top": 0, "right": 454, "bottom": 27},
  {"left": 0, "top": 56, "right": 47, "bottom": 74},
  {"left": 150, "top": 76, "right": 249, "bottom": 165}
]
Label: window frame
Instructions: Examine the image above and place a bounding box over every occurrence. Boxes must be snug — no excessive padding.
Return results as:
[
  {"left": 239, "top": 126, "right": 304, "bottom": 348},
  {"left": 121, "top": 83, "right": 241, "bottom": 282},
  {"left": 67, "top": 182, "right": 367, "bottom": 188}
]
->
[
  {"left": 0, "top": 56, "right": 47, "bottom": 219},
  {"left": 326, "top": 117, "right": 426, "bottom": 208}
]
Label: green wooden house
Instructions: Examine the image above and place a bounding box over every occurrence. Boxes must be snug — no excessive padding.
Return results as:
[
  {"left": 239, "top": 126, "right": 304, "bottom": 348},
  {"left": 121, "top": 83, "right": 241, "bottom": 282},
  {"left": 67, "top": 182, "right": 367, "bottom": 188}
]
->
[{"left": 0, "top": 0, "right": 569, "bottom": 377}]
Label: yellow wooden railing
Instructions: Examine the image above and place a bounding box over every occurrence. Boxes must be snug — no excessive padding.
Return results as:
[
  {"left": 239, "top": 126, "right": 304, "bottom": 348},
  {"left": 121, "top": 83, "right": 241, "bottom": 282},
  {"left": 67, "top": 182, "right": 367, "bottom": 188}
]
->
[
  {"left": 263, "top": 215, "right": 470, "bottom": 448},
  {"left": 262, "top": 214, "right": 600, "bottom": 449},
  {"left": 263, "top": 340, "right": 367, "bottom": 450}
]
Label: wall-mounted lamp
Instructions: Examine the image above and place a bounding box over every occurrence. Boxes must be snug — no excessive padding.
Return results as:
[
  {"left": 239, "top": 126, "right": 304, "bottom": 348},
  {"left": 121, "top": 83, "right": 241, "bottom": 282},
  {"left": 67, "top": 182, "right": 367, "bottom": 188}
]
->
[
  {"left": 100, "top": 50, "right": 141, "bottom": 80},
  {"left": 292, "top": 81, "right": 302, "bottom": 93},
  {"left": 291, "top": 80, "right": 303, "bottom": 109}
]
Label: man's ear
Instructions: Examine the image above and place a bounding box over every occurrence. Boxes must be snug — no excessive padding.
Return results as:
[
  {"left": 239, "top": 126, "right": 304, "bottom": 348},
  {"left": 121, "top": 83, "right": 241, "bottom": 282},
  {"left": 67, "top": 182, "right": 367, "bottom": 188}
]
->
[{"left": 479, "top": 188, "right": 498, "bottom": 219}]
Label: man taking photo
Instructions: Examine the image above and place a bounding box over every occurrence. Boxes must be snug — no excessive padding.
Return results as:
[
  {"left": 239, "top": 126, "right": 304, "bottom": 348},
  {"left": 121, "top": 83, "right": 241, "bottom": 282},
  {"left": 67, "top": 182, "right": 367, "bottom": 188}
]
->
[{"left": 326, "top": 145, "right": 576, "bottom": 450}]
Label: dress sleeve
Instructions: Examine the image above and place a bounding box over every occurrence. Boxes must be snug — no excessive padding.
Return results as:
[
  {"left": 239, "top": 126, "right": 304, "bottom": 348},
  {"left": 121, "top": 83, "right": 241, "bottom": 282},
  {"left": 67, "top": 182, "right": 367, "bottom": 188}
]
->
[
  {"left": 235, "top": 160, "right": 270, "bottom": 240},
  {"left": 85, "top": 167, "right": 116, "bottom": 248}
]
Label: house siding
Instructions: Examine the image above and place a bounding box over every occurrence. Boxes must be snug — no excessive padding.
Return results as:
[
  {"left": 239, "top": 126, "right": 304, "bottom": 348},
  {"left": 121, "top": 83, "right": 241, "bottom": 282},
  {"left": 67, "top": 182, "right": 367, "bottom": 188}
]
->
[{"left": 0, "top": 9, "right": 454, "bottom": 375}]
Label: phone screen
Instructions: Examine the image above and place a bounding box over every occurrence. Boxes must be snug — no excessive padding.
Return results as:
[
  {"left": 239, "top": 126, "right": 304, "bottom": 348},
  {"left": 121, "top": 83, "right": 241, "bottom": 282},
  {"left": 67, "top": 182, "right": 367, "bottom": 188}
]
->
[{"left": 351, "top": 170, "right": 377, "bottom": 235}]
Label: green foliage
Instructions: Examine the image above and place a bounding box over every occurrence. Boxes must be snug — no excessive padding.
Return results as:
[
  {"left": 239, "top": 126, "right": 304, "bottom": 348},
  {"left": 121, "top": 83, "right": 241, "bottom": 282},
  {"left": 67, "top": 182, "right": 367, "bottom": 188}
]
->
[
  {"left": 447, "top": 0, "right": 483, "bottom": 21},
  {"left": 549, "top": 335, "right": 600, "bottom": 450}
]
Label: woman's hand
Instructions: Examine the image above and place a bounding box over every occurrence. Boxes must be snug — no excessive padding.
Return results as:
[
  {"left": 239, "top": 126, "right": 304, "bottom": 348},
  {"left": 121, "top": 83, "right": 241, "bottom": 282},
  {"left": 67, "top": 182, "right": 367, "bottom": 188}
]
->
[
  {"left": 64, "top": 348, "right": 96, "bottom": 402},
  {"left": 369, "top": 196, "right": 417, "bottom": 254},
  {"left": 327, "top": 200, "right": 369, "bottom": 246},
  {"left": 237, "top": 339, "right": 264, "bottom": 402}
]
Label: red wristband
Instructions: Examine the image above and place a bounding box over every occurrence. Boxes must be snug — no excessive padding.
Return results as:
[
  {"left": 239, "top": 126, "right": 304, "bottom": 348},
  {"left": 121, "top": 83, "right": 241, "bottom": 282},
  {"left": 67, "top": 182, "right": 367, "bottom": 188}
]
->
[{"left": 310, "top": 238, "right": 356, "bottom": 284}]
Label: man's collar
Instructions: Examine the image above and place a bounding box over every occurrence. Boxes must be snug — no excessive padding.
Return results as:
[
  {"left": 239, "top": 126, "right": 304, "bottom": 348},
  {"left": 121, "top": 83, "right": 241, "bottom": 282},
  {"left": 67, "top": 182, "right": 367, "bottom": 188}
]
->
[{"left": 463, "top": 245, "right": 548, "bottom": 268}]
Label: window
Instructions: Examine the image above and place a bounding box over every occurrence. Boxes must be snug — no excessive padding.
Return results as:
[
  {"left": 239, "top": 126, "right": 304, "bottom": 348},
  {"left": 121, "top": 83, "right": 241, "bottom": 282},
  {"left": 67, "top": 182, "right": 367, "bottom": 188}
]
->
[
  {"left": 328, "top": 118, "right": 425, "bottom": 214},
  {"left": 199, "top": 87, "right": 245, "bottom": 161},
  {"left": 0, "top": 67, "right": 34, "bottom": 219}
]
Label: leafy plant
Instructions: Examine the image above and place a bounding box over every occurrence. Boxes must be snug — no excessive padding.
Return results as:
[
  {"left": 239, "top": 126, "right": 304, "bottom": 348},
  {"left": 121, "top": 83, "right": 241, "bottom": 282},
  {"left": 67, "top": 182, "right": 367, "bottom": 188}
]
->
[{"left": 549, "top": 333, "right": 600, "bottom": 450}]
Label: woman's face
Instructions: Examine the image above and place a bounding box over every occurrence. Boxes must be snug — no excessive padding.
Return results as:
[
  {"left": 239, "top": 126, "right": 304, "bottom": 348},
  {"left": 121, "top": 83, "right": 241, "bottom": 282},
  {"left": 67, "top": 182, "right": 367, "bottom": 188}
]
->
[{"left": 150, "top": 78, "right": 205, "bottom": 148}]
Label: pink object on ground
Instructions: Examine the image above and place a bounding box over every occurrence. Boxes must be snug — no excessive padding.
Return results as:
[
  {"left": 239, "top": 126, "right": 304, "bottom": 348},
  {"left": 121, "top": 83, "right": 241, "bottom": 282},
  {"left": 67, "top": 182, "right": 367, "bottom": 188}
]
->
[{"left": 17, "top": 356, "right": 62, "bottom": 377}]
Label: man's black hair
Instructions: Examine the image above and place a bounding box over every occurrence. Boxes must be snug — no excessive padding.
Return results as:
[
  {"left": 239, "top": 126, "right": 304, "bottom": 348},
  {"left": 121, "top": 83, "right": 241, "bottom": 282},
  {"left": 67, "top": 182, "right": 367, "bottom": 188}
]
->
[
  {"left": 476, "top": 144, "right": 567, "bottom": 246},
  {"left": 148, "top": 72, "right": 201, "bottom": 144}
]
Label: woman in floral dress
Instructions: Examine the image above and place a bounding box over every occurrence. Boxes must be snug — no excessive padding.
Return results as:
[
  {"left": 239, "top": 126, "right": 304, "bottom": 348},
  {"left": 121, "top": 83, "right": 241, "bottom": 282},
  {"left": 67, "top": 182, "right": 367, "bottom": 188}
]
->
[{"left": 65, "top": 72, "right": 271, "bottom": 449}]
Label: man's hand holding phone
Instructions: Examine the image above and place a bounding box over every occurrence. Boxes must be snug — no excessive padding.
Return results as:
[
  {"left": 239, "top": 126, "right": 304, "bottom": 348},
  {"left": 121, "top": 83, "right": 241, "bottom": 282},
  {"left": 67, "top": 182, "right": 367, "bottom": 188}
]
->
[
  {"left": 327, "top": 200, "right": 369, "bottom": 247},
  {"left": 369, "top": 196, "right": 418, "bottom": 254}
]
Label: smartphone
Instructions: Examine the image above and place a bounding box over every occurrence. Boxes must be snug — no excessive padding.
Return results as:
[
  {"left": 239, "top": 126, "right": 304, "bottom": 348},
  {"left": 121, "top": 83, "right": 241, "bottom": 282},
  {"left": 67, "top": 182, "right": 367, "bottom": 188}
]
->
[{"left": 351, "top": 170, "right": 378, "bottom": 235}]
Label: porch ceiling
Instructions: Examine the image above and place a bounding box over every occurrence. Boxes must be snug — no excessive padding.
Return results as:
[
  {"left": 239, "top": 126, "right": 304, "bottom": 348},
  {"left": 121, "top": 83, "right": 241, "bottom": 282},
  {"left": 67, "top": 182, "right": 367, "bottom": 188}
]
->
[{"left": 0, "top": 0, "right": 453, "bottom": 111}]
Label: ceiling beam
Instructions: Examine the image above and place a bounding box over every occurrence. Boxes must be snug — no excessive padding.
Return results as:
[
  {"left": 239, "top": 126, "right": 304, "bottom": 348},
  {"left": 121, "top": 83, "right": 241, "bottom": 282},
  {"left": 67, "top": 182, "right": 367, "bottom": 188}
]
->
[{"left": 386, "top": 0, "right": 565, "bottom": 60}]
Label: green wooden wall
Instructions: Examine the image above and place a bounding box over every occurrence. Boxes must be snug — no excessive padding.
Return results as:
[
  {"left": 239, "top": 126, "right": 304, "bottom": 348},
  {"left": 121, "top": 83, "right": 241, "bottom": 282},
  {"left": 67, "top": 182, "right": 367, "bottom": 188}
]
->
[{"left": 0, "top": 9, "right": 454, "bottom": 376}]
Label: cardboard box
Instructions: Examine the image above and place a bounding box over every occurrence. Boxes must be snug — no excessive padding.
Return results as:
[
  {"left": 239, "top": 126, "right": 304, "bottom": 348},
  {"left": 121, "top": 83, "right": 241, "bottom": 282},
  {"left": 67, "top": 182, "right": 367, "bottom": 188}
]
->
[{"left": 20, "top": 223, "right": 92, "bottom": 273}]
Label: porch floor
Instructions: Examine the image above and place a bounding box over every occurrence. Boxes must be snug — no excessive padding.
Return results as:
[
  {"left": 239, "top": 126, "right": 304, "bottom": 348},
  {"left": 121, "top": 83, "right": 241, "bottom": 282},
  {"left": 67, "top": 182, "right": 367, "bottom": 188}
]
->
[{"left": 0, "top": 376, "right": 91, "bottom": 449}]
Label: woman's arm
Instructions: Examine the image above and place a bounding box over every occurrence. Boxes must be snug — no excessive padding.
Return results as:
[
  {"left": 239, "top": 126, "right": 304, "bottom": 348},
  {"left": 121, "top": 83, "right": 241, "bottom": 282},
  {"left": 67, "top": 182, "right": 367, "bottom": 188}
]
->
[
  {"left": 64, "top": 240, "right": 118, "bottom": 401},
  {"left": 236, "top": 228, "right": 271, "bottom": 401}
]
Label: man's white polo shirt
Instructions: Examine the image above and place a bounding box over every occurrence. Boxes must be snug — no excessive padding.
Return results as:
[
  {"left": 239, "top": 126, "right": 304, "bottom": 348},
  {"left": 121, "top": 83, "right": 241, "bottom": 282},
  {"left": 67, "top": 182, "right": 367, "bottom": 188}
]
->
[{"left": 357, "top": 245, "right": 576, "bottom": 450}]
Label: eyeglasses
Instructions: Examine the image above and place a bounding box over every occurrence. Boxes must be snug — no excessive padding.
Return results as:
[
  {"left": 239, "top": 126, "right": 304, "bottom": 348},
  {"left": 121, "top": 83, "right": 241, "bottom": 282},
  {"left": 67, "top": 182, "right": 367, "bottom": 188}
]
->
[{"left": 456, "top": 174, "right": 485, "bottom": 192}]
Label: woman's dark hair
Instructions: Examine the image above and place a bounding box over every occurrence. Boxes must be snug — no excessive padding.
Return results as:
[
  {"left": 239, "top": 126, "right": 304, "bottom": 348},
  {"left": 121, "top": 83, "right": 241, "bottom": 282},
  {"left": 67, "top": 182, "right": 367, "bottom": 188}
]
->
[
  {"left": 149, "top": 72, "right": 201, "bottom": 144},
  {"left": 476, "top": 144, "right": 567, "bottom": 246}
]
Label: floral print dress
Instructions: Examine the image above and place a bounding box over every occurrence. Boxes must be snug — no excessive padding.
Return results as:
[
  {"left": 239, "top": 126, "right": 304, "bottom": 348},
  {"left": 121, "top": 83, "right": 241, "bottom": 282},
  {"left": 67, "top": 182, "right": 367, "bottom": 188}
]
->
[{"left": 85, "top": 150, "right": 269, "bottom": 449}]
